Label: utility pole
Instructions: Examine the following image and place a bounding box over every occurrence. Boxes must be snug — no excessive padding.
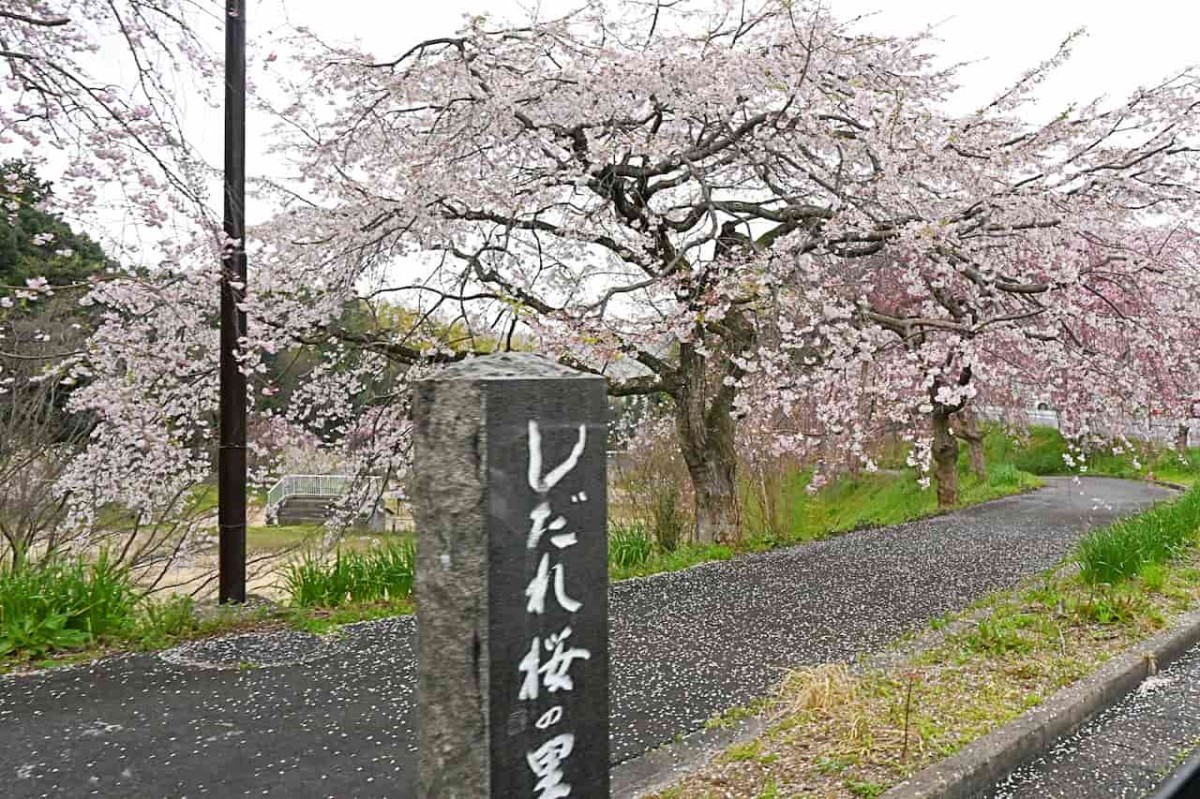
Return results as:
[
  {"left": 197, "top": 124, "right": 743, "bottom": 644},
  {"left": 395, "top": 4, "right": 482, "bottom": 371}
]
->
[{"left": 218, "top": 0, "right": 247, "bottom": 604}]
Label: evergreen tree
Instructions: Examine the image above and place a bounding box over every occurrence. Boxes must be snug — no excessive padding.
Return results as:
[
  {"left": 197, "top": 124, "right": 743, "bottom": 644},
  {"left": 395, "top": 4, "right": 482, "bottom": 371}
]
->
[{"left": 0, "top": 161, "right": 109, "bottom": 293}]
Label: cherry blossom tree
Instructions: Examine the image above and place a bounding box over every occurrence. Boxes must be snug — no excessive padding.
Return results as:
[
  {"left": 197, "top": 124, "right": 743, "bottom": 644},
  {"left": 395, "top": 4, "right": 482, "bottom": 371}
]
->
[
  {"left": 0, "top": 1, "right": 241, "bottom": 580},
  {"left": 51, "top": 0, "right": 1200, "bottom": 554},
  {"left": 1121, "top": 231, "right": 1200, "bottom": 455},
  {"left": 766, "top": 222, "right": 1200, "bottom": 506},
  {"left": 219, "top": 0, "right": 1200, "bottom": 538},
  {"left": 250, "top": 1, "right": 963, "bottom": 542},
  {"left": 1, "top": 1, "right": 219, "bottom": 248}
]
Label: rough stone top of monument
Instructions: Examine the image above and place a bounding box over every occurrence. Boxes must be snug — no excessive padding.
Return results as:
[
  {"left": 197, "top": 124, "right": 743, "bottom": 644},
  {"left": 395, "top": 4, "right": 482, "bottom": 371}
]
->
[{"left": 422, "top": 352, "right": 603, "bottom": 382}]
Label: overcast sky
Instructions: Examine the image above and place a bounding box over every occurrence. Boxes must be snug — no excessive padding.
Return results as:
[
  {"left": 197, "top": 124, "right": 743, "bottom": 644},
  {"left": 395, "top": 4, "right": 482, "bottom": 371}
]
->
[
  {"left": 248, "top": 0, "right": 1197, "bottom": 110},
  {"left": 81, "top": 0, "right": 1200, "bottom": 255},
  {"left": 228, "top": 0, "right": 1197, "bottom": 186}
]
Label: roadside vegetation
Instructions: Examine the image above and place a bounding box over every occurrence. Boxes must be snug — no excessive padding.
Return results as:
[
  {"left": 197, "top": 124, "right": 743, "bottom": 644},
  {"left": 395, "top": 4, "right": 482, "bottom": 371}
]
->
[
  {"left": 651, "top": 485, "right": 1200, "bottom": 799},
  {"left": 283, "top": 540, "right": 415, "bottom": 610},
  {"left": 0, "top": 537, "right": 422, "bottom": 671},
  {"left": 0, "top": 553, "right": 274, "bottom": 670},
  {"left": 1, "top": 421, "right": 1192, "bottom": 672},
  {"left": 608, "top": 459, "right": 1039, "bottom": 581},
  {"left": 985, "top": 424, "right": 1200, "bottom": 486}
]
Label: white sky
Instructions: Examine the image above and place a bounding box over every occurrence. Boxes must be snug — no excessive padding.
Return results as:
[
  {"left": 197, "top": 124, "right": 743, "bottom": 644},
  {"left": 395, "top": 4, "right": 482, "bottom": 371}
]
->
[
  {"left": 229, "top": 0, "right": 1198, "bottom": 206},
  {"left": 57, "top": 0, "right": 1200, "bottom": 257},
  {"left": 249, "top": 0, "right": 1198, "bottom": 109}
]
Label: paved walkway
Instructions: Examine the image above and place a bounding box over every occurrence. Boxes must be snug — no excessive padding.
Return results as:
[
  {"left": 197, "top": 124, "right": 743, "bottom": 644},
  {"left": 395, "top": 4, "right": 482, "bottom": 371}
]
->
[
  {"left": 987, "top": 640, "right": 1200, "bottom": 799},
  {"left": 0, "top": 477, "right": 1169, "bottom": 797}
]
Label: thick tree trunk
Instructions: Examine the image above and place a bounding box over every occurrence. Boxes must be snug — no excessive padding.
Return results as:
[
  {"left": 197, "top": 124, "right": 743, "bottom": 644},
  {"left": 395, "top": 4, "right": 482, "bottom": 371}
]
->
[
  {"left": 673, "top": 318, "right": 750, "bottom": 545},
  {"left": 1177, "top": 423, "right": 1190, "bottom": 455},
  {"left": 931, "top": 407, "right": 959, "bottom": 508},
  {"left": 958, "top": 408, "right": 987, "bottom": 482},
  {"left": 674, "top": 362, "right": 740, "bottom": 544},
  {"left": 681, "top": 433, "right": 739, "bottom": 545}
]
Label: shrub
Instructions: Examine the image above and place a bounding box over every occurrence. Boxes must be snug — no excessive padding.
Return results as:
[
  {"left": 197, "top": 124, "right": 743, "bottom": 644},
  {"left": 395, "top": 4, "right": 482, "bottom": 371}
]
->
[
  {"left": 609, "top": 523, "right": 654, "bottom": 570},
  {"left": 1075, "top": 488, "right": 1200, "bottom": 585},
  {"left": 0, "top": 552, "right": 139, "bottom": 658},
  {"left": 283, "top": 539, "right": 416, "bottom": 608},
  {"left": 652, "top": 482, "right": 687, "bottom": 553},
  {"left": 987, "top": 462, "right": 1023, "bottom": 488},
  {"left": 134, "top": 595, "right": 200, "bottom": 648}
]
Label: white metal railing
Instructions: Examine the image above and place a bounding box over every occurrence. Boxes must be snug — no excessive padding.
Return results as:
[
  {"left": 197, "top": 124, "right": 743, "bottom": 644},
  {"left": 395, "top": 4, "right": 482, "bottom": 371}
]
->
[{"left": 266, "top": 474, "right": 383, "bottom": 508}]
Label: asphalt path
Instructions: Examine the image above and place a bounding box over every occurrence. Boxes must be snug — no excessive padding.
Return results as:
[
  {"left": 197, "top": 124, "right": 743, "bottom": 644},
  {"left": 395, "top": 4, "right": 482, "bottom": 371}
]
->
[
  {"left": 0, "top": 477, "right": 1169, "bottom": 798},
  {"left": 986, "top": 641, "right": 1200, "bottom": 798}
]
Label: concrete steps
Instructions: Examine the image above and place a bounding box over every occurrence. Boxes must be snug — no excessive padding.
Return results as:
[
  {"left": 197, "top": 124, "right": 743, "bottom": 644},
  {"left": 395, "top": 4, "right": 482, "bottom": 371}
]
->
[
  {"left": 276, "top": 495, "right": 337, "bottom": 526},
  {"left": 274, "top": 494, "right": 391, "bottom": 531}
]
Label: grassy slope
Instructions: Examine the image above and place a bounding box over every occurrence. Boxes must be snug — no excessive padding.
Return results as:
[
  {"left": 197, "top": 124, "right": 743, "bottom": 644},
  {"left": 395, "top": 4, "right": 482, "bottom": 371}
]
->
[
  {"left": 611, "top": 459, "right": 1040, "bottom": 581},
  {"left": 986, "top": 424, "right": 1200, "bottom": 486},
  {"left": 654, "top": 487, "right": 1200, "bottom": 799}
]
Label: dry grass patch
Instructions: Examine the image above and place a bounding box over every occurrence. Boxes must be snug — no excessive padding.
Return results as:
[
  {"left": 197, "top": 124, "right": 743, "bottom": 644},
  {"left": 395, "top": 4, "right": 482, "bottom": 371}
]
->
[{"left": 651, "top": 555, "right": 1200, "bottom": 799}]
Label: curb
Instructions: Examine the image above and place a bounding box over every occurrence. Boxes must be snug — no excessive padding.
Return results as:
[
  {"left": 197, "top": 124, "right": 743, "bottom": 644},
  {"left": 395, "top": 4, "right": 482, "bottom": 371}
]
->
[
  {"left": 882, "top": 607, "right": 1200, "bottom": 799},
  {"left": 611, "top": 715, "right": 768, "bottom": 798},
  {"left": 612, "top": 598, "right": 1002, "bottom": 797},
  {"left": 1147, "top": 478, "right": 1190, "bottom": 492}
]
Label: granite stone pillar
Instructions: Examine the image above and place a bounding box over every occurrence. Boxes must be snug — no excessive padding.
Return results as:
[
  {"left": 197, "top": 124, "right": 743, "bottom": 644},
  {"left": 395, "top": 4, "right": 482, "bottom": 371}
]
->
[{"left": 413, "top": 353, "right": 610, "bottom": 798}]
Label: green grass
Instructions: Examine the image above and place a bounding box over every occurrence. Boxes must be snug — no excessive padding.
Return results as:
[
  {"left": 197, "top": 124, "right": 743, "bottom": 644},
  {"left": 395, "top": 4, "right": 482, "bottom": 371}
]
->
[
  {"left": 0, "top": 552, "right": 138, "bottom": 659},
  {"left": 245, "top": 525, "right": 389, "bottom": 553},
  {"left": 985, "top": 426, "right": 1071, "bottom": 475},
  {"left": 283, "top": 539, "right": 416, "bottom": 608},
  {"left": 1075, "top": 487, "right": 1200, "bottom": 585},
  {"left": 0, "top": 538, "right": 421, "bottom": 669},
  {"left": 1142, "top": 449, "right": 1200, "bottom": 486},
  {"left": 983, "top": 424, "right": 1200, "bottom": 486},
  {"left": 286, "top": 600, "right": 414, "bottom": 634},
  {"left": 846, "top": 779, "right": 887, "bottom": 798},
  {"left": 610, "top": 460, "right": 1038, "bottom": 581},
  {"left": 0, "top": 554, "right": 234, "bottom": 664},
  {"left": 609, "top": 522, "right": 656, "bottom": 570},
  {"left": 741, "top": 461, "right": 1040, "bottom": 547},
  {"left": 247, "top": 524, "right": 325, "bottom": 551},
  {"left": 609, "top": 539, "right": 737, "bottom": 581}
]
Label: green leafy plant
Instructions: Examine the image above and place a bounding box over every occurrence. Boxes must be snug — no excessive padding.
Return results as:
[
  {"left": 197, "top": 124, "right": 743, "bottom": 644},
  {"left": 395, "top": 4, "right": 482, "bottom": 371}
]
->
[
  {"left": 283, "top": 539, "right": 416, "bottom": 608},
  {"left": 0, "top": 612, "right": 89, "bottom": 658},
  {"left": 609, "top": 523, "right": 654, "bottom": 570},
  {"left": 1075, "top": 488, "right": 1200, "bottom": 585},
  {"left": 0, "top": 552, "right": 138, "bottom": 658},
  {"left": 134, "top": 595, "right": 199, "bottom": 648}
]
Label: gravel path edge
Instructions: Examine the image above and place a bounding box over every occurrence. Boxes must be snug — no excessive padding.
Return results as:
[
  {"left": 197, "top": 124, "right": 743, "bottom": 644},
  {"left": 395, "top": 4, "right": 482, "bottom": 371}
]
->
[
  {"left": 883, "top": 606, "right": 1200, "bottom": 799},
  {"left": 610, "top": 601, "right": 1005, "bottom": 798}
]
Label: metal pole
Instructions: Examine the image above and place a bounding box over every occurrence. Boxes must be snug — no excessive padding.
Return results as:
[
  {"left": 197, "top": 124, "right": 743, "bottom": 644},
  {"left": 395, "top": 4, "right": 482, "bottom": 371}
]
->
[{"left": 218, "top": 0, "right": 247, "bottom": 604}]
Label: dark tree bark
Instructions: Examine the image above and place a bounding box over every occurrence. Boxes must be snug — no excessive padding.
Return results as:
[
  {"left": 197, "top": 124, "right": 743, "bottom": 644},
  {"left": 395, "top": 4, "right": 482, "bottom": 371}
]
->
[
  {"left": 931, "top": 405, "right": 960, "bottom": 508},
  {"left": 957, "top": 406, "right": 987, "bottom": 482},
  {"left": 1177, "top": 422, "right": 1190, "bottom": 456},
  {"left": 671, "top": 308, "right": 753, "bottom": 545},
  {"left": 926, "top": 367, "right": 974, "bottom": 508},
  {"left": 673, "top": 343, "right": 740, "bottom": 544},
  {"left": 675, "top": 392, "right": 739, "bottom": 545}
]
